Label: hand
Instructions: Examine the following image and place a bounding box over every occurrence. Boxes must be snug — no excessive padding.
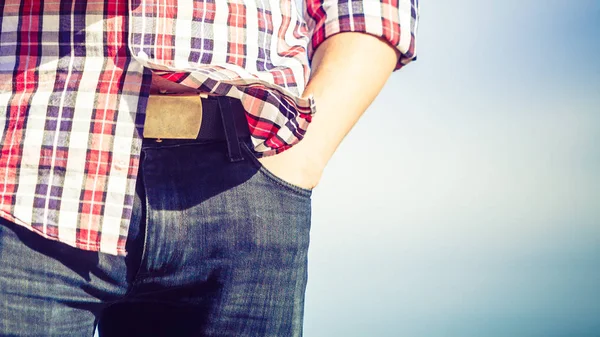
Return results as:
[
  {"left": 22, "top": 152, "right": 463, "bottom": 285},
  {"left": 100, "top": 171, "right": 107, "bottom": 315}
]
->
[{"left": 257, "top": 141, "right": 325, "bottom": 191}]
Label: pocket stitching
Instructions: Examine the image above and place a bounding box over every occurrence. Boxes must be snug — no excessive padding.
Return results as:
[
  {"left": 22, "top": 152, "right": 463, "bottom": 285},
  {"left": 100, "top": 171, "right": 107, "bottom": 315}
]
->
[{"left": 241, "top": 143, "right": 313, "bottom": 197}]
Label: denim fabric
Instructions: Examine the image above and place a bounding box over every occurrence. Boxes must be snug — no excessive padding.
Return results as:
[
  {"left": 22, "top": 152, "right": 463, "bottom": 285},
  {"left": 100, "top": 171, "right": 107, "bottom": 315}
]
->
[{"left": 0, "top": 138, "right": 312, "bottom": 337}]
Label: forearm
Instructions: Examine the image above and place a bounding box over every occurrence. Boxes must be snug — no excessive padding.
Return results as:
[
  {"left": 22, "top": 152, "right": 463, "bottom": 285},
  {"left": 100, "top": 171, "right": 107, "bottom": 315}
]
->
[
  {"left": 257, "top": 32, "right": 400, "bottom": 189},
  {"left": 297, "top": 32, "right": 399, "bottom": 167}
]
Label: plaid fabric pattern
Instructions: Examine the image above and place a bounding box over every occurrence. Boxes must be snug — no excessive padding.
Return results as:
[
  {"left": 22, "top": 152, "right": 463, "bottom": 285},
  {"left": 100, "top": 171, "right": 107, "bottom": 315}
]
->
[{"left": 0, "top": 0, "right": 418, "bottom": 255}]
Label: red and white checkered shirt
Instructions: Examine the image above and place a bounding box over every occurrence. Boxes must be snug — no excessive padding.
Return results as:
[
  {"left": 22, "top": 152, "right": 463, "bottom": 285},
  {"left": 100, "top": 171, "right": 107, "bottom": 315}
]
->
[{"left": 0, "top": 0, "right": 418, "bottom": 255}]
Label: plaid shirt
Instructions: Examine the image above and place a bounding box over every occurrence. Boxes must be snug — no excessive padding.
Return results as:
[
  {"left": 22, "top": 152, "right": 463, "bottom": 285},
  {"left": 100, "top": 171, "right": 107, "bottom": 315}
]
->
[{"left": 0, "top": 0, "right": 419, "bottom": 255}]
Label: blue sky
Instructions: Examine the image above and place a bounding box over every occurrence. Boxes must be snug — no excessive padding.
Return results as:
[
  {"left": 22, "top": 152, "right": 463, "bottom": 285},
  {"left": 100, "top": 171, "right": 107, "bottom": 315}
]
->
[{"left": 304, "top": 1, "right": 600, "bottom": 336}]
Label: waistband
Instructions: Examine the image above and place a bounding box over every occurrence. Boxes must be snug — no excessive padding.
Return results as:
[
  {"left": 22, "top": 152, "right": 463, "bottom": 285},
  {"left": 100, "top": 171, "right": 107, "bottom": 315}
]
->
[{"left": 143, "top": 95, "right": 250, "bottom": 162}]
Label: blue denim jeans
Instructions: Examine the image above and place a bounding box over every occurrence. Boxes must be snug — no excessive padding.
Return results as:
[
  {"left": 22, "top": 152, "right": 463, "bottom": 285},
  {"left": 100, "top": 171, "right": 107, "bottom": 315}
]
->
[{"left": 0, "top": 138, "right": 312, "bottom": 336}]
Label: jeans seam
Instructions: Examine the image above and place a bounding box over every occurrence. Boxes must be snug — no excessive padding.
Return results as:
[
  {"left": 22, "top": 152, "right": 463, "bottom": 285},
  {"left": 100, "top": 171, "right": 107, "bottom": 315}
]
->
[
  {"left": 123, "top": 151, "right": 151, "bottom": 299},
  {"left": 141, "top": 139, "right": 220, "bottom": 151}
]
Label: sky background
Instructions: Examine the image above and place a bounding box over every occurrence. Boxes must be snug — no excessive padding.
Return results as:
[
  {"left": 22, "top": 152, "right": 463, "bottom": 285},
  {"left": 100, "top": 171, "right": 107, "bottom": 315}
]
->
[{"left": 303, "top": 1, "right": 600, "bottom": 336}]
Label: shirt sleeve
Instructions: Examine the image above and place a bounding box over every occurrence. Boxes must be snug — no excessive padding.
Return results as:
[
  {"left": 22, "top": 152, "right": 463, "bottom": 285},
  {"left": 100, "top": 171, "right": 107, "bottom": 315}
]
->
[{"left": 303, "top": 0, "right": 419, "bottom": 70}]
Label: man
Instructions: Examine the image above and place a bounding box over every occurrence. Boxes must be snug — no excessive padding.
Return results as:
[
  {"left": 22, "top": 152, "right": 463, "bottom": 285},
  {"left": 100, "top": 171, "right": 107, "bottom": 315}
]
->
[{"left": 0, "top": 0, "right": 418, "bottom": 336}]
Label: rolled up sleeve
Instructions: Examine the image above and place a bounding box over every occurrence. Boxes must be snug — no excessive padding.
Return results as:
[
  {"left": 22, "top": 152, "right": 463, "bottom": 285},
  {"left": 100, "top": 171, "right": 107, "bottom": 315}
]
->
[{"left": 304, "top": 0, "right": 419, "bottom": 70}]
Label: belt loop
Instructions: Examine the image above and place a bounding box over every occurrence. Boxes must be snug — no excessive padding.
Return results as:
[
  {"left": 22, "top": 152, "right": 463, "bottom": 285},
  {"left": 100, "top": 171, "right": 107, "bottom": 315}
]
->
[{"left": 217, "top": 97, "right": 244, "bottom": 162}]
